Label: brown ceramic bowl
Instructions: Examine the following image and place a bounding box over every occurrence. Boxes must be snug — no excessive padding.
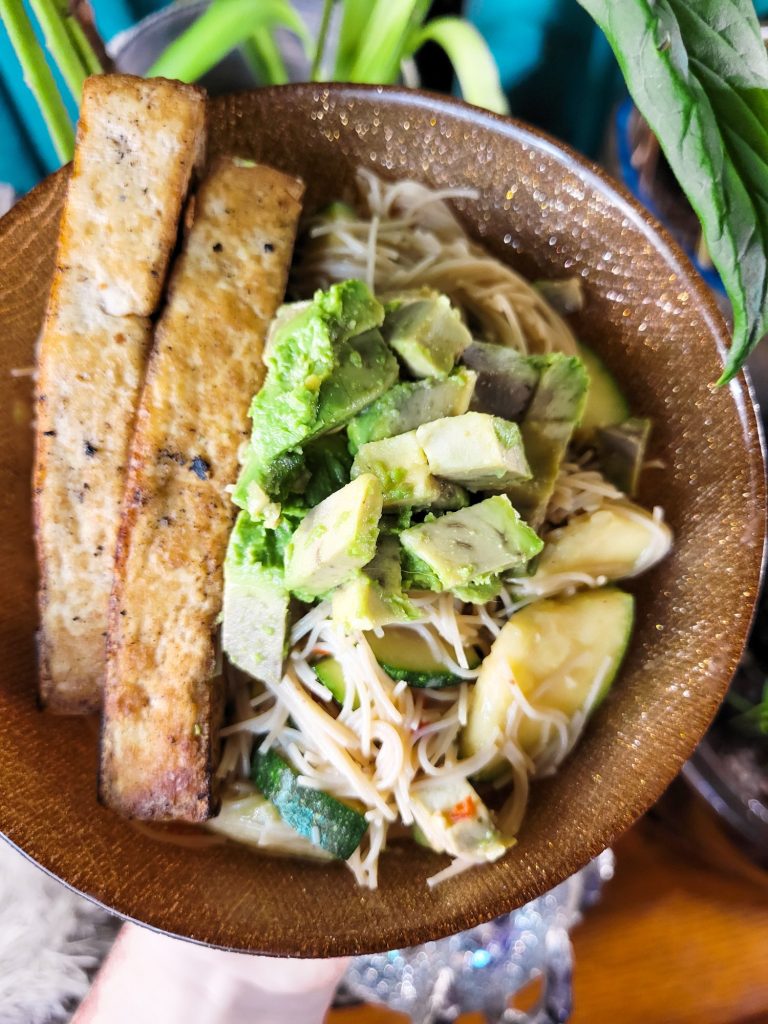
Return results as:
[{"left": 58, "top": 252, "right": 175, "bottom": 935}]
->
[{"left": 0, "top": 85, "right": 764, "bottom": 957}]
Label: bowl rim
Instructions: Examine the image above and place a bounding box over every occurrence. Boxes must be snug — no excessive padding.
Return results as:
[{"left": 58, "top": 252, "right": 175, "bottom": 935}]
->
[{"left": 1, "top": 81, "right": 765, "bottom": 956}]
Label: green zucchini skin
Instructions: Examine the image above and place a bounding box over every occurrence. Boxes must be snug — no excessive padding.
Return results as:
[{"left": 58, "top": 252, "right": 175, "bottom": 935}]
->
[{"left": 252, "top": 748, "right": 368, "bottom": 860}]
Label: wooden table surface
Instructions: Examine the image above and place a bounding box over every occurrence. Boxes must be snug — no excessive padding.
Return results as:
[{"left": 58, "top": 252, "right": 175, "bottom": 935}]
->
[{"left": 330, "top": 782, "right": 768, "bottom": 1024}]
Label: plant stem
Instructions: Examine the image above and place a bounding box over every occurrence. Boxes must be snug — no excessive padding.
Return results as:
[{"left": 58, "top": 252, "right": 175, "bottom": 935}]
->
[
  {"left": 311, "top": 0, "right": 333, "bottom": 81},
  {"left": 65, "top": 13, "right": 102, "bottom": 75},
  {"left": 0, "top": 0, "right": 75, "bottom": 161},
  {"left": 30, "top": 0, "right": 89, "bottom": 100}
]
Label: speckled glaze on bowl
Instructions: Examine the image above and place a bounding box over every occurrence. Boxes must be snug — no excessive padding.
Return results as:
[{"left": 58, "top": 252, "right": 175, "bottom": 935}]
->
[{"left": 0, "top": 85, "right": 764, "bottom": 957}]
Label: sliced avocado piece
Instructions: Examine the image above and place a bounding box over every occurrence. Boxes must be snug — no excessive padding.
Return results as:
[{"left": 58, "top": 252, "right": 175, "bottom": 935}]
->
[
  {"left": 382, "top": 294, "right": 472, "bottom": 378},
  {"left": 313, "top": 328, "right": 399, "bottom": 435},
  {"left": 347, "top": 368, "right": 476, "bottom": 453},
  {"left": 505, "top": 354, "right": 589, "bottom": 527},
  {"left": 332, "top": 535, "right": 417, "bottom": 632},
  {"left": 222, "top": 512, "right": 291, "bottom": 687},
  {"left": 234, "top": 280, "right": 385, "bottom": 507},
  {"left": 400, "top": 495, "right": 543, "bottom": 590},
  {"left": 410, "top": 779, "right": 508, "bottom": 861},
  {"left": 416, "top": 412, "right": 531, "bottom": 491},
  {"left": 263, "top": 300, "right": 312, "bottom": 366},
  {"left": 252, "top": 748, "right": 368, "bottom": 859},
  {"left": 453, "top": 576, "right": 503, "bottom": 603},
  {"left": 284, "top": 474, "right": 382, "bottom": 599},
  {"left": 462, "top": 588, "right": 634, "bottom": 773},
  {"left": 530, "top": 502, "right": 672, "bottom": 582},
  {"left": 594, "top": 417, "right": 652, "bottom": 497},
  {"left": 368, "top": 627, "right": 480, "bottom": 687},
  {"left": 352, "top": 431, "right": 468, "bottom": 510},
  {"left": 462, "top": 341, "right": 539, "bottom": 420},
  {"left": 302, "top": 432, "right": 353, "bottom": 509},
  {"left": 574, "top": 341, "right": 629, "bottom": 443}
]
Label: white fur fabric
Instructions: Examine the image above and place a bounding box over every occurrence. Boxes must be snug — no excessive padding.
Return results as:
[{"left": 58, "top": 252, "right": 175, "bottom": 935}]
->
[{"left": 0, "top": 841, "right": 116, "bottom": 1024}]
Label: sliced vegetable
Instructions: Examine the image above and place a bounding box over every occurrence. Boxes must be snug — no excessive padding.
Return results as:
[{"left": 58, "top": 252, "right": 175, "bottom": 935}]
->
[
  {"left": 352, "top": 430, "right": 468, "bottom": 510},
  {"left": 506, "top": 354, "right": 589, "bottom": 527},
  {"left": 347, "top": 368, "right": 476, "bottom": 452},
  {"left": 367, "top": 627, "right": 480, "bottom": 687},
  {"left": 594, "top": 417, "right": 652, "bottom": 497},
  {"left": 314, "top": 657, "right": 353, "bottom": 705},
  {"left": 400, "top": 495, "right": 543, "bottom": 591},
  {"left": 574, "top": 342, "right": 629, "bottom": 442},
  {"left": 252, "top": 748, "right": 368, "bottom": 859},
  {"left": 462, "top": 588, "right": 635, "bottom": 770},
  {"left": 222, "top": 512, "right": 290, "bottom": 687},
  {"left": 208, "top": 790, "right": 333, "bottom": 859},
  {"left": 410, "top": 779, "right": 508, "bottom": 861},
  {"left": 382, "top": 294, "right": 472, "bottom": 377},
  {"left": 462, "top": 341, "right": 539, "bottom": 421},
  {"left": 332, "top": 535, "right": 417, "bottom": 632},
  {"left": 531, "top": 502, "right": 672, "bottom": 583},
  {"left": 416, "top": 412, "right": 531, "bottom": 491},
  {"left": 284, "top": 474, "right": 382, "bottom": 599}
]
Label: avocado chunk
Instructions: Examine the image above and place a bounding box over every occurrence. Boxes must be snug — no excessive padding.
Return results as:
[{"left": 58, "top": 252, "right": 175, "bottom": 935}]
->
[
  {"left": 253, "top": 748, "right": 368, "bottom": 859},
  {"left": 284, "top": 474, "right": 383, "bottom": 599},
  {"left": 233, "top": 280, "right": 386, "bottom": 507},
  {"left": 382, "top": 294, "right": 472, "bottom": 377},
  {"left": 410, "top": 779, "right": 508, "bottom": 861},
  {"left": 263, "top": 300, "right": 312, "bottom": 366},
  {"left": 573, "top": 341, "right": 629, "bottom": 443},
  {"left": 416, "top": 412, "right": 531, "bottom": 491},
  {"left": 399, "top": 495, "right": 543, "bottom": 590},
  {"left": 332, "top": 535, "right": 417, "bottom": 632},
  {"left": 347, "top": 368, "right": 476, "bottom": 452},
  {"left": 352, "top": 431, "right": 468, "bottom": 510},
  {"left": 462, "top": 341, "right": 539, "bottom": 420},
  {"left": 594, "top": 417, "right": 652, "bottom": 497},
  {"left": 313, "top": 328, "right": 399, "bottom": 434},
  {"left": 222, "top": 511, "right": 291, "bottom": 687},
  {"left": 505, "top": 354, "right": 589, "bottom": 527},
  {"left": 462, "top": 588, "right": 634, "bottom": 776}
]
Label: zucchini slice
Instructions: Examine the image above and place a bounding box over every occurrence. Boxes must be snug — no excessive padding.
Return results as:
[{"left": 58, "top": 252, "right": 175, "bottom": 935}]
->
[
  {"left": 575, "top": 342, "right": 629, "bottom": 442},
  {"left": 208, "top": 790, "right": 333, "bottom": 860},
  {"left": 314, "top": 657, "right": 357, "bottom": 706},
  {"left": 462, "top": 588, "right": 634, "bottom": 770},
  {"left": 367, "top": 628, "right": 480, "bottom": 688},
  {"left": 534, "top": 503, "right": 672, "bottom": 582},
  {"left": 252, "top": 748, "right": 367, "bottom": 860}
]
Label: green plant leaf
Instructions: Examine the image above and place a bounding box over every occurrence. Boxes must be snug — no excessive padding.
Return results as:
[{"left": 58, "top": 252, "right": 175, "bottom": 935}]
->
[
  {"left": 577, "top": 0, "right": 768, "bottom": 384},
  {"left": 408, "top": 16, "right": 508, "bottom": 114},
  {"left": 148, "top": 0, "right": 311, "bottom": 83},
  {"left": 311, "top": 0, "right": 334, "bottom": 80},
  {"left": 242, "top": 28, "right": 289, "bottom": 85},
  {"left": 347, "top": 0, "right": 428, "bottom": 84},
  {"left": 335, "top": 0, "right": 375, "bottom": 79}
]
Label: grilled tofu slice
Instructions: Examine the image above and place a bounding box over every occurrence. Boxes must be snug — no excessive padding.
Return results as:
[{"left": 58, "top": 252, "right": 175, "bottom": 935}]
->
[
  {"left": 35, "top": 75, "right": 206, "bottom": 713},
  {"left": 100, "top": 159, "right": 304, "bottom": 822}
]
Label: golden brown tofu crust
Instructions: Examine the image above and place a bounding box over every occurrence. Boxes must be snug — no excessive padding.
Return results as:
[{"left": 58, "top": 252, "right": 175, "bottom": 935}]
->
[
  {"left": 35, "top": 75, "right": 206, "bottom": 714},
  {"left": 100, "top": 159, "right": 304, "bottom": 821}
]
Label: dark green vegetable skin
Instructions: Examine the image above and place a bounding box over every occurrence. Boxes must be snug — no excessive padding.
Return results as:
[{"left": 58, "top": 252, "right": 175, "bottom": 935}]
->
[
  {"left": 252, "top": 748, "right": 368, "bottom": 859},
  {"left": 577, "top": 0, "right": 768, "bottom": 384}
]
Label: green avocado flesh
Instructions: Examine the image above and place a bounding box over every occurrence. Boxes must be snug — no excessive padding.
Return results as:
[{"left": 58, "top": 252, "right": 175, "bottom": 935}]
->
[
  {"left": 252, "top": 748, "right": 367, "bottom": 859},
  {"left": 233, "top": 280, "right": 391, "bottom": 507}
]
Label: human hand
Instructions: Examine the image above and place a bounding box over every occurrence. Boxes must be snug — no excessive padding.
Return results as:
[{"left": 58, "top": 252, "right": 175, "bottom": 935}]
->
[{"left": 72, "top": 923, "right": 349, "bottom": 1024}]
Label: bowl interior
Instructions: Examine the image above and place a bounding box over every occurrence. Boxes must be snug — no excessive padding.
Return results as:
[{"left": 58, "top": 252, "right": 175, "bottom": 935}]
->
[{"left": 0, "top": 84, "right": 763, "bottom": 956}]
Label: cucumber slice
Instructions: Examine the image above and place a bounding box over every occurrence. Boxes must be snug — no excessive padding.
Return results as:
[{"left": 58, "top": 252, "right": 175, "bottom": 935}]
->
[
  {"left": 208, "top": 791, "right": 333, "bottom": 860},
  {"left": 252, "top": 748, "right": 368, "bottom": 860},
  {"left": 575, "top": 342, "right": 629, "bottom": 441},
  {"left": 368, "top": 628, "right": 480, "bottom": 688},
  {"left": 462, "top": 588, "right": 634, "bottom": 770},
  {"left": 534, "top": 503, "right": 672, "bottom": 582}
]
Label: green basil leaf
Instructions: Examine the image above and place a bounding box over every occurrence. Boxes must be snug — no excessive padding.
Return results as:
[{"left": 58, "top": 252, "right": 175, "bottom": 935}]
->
[{"left": 577, "top": 0, "right": 768, "bottom": 384}]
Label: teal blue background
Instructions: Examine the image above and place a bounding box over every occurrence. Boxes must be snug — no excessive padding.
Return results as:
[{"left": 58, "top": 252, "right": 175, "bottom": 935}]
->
[{"left": 3, "top": 0, "right": 768, "bottom": 194}]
